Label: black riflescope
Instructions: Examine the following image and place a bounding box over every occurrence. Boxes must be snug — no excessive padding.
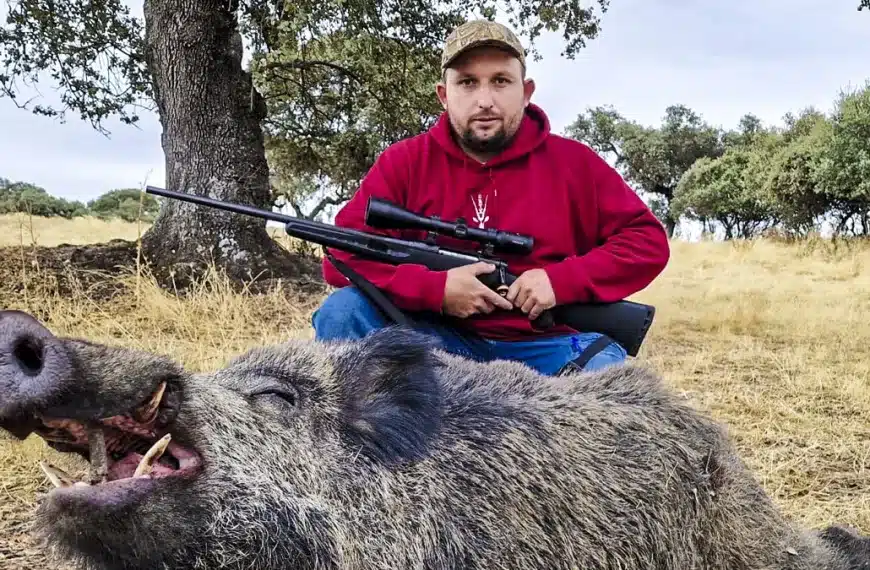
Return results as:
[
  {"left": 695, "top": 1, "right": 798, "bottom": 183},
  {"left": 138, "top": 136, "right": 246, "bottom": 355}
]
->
[{"left": 365, "top": 197, "right": 534, "bottom": 256}]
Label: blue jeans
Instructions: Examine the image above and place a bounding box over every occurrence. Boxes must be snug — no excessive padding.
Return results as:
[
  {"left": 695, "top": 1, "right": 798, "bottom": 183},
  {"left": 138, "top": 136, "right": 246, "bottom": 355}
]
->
[{"left": 311, "top": 287, "right": 627, "bottom": 376}]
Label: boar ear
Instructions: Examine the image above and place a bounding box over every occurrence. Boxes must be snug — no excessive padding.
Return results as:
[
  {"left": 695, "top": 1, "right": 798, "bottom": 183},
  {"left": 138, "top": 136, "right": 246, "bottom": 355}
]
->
[
  {"left": 335, "top": 326, "right": 443, "bottom": 466},
  {"left": 819, "top": 525, "right": 870, "bottom": 565}
]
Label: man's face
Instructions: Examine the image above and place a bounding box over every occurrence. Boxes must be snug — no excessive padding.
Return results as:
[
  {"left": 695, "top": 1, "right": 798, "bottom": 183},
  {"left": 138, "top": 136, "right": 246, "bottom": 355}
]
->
[{"left": 436, "top": 46, "right": 535, "bottom": 158}]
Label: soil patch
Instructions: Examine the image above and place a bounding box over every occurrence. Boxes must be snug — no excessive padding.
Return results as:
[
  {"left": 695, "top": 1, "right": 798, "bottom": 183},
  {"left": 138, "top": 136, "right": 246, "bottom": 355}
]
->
[{"left": 0, "top": 239, "right": 327, "bottom": 306}]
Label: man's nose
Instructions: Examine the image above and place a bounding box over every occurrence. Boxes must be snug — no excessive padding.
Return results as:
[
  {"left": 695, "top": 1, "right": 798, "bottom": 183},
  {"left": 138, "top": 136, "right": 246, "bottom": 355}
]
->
[{"left": 475, "top": 85, "right": 496, "bottom": 107}]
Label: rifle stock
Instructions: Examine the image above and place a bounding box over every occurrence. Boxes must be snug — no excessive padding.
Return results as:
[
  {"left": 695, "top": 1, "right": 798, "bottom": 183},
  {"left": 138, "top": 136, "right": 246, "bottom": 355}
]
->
[{"left": 143, "top": 186, "right": 655, "bottom": 356}]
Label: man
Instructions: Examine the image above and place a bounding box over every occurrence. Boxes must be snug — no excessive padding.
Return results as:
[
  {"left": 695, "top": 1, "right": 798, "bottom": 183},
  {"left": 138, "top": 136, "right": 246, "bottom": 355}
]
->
[{"left": 311, "top": 19, "right": 670, "bottom": 376}]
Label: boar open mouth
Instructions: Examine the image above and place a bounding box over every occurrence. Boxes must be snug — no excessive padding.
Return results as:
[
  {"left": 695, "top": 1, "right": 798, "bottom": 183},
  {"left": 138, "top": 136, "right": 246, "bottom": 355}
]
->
[{"left": 32, "top": 380, "right": 203, "bottom": 494}]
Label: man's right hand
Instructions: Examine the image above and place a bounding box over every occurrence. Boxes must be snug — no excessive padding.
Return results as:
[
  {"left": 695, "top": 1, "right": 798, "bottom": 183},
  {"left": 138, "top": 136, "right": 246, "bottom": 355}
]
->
[{"left": 441, "top": 262, "right": 514, "bottom": 318}]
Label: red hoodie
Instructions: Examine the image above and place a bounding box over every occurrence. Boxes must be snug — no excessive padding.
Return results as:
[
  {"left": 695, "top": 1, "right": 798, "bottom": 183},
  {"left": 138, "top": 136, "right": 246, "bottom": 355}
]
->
[{"left": 321, "top": 103, "right": 670, "bottom": 341}]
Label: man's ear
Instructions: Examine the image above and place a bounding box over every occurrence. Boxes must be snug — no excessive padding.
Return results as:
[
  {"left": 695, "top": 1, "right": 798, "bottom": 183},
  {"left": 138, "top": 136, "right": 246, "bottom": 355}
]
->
[
  {"left": 334, "top": 327, "right": 444, "bottom": 466},
  {"left": 436, "top": 80, "right": 448, "bottom": 109},
  {"left": 523, "top": 77, "right": 536, "bottom": 107}
]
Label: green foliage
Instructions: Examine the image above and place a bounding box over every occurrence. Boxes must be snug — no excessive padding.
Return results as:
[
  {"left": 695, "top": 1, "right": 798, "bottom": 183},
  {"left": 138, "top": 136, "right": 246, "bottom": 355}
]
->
[
  {"left": 0, "top": 180, "right": 162, "bottom": 222},
  {"left": 0, "top": 0, "right": 151, "bottom": 134},
  {"left": 87, "top": 188, "right": 160, "bottom": 222},
  {"left": 0, "top": 178, "right": 88, "bottom": 218},
  {"left": 672, "top": 83, "right": 870, "bottom": 239},
  {"left": 672, "top": 143, "right": 779, "bottom": 240},
  {"left": 722, "top": 113, "right": 768, "bottom": 149},
  {"left": 255, "top": 27, "right": 444, "bottom": 220},
  {"left": 244, "top": 0, "right": 610, "bottom": 219},
  {"left": 815, "top": 84, "right": 870, "bottom": 234},
  {"left": 761, "top": 110, "right": 833, "bottom": 235},
  {"left": 4, "top": 0, "right": 865, "bottom": 241},
  {"left": 565, "top": 104, "right": 724, "bottom": 236},
  {"left": 569, "top": 80, "right": 870, "bottom": 241}
]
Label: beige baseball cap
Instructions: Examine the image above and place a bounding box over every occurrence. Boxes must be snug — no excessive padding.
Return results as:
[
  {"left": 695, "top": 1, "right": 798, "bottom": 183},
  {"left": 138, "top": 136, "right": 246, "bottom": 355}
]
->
[{"left": 441, "top": 19, "right": 526, "bottom": 70}]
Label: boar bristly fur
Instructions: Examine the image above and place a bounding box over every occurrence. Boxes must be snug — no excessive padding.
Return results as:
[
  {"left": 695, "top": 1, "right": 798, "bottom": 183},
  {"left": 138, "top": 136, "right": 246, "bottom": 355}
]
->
[
  {"left": 820, "top": 526, "right": 870, "bottom": 569},
  {"left": 0, "top": 315, "right": 864, "bottom": 570}
]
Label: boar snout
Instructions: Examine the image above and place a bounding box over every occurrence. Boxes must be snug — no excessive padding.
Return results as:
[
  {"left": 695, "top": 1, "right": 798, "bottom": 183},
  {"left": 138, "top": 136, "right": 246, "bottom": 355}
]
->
[
  {"left": 1, "top": 310, "right": 52, "bottom": 373},
  {"left": 0, "top": 310, "right": 71, "bottom": 432}
]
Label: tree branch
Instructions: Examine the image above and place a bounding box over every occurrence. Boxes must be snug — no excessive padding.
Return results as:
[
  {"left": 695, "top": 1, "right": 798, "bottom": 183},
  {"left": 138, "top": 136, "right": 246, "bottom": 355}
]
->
[
  {"left": 257, "top": 59, "right": 363, "bottom": 84},
  {"left": 307, "top": 189, "right": 353, "bottom": 220}
]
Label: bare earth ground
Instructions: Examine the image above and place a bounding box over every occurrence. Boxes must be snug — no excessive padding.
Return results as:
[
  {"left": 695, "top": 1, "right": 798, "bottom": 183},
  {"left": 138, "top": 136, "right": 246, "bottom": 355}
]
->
[{"left": 0, "top": 213, "right": 869, "bottom": 568}]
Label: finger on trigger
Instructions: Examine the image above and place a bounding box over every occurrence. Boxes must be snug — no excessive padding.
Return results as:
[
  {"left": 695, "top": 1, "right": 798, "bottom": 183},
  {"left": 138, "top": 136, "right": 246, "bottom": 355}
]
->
[
  {"left": 505, "top": 282, "right": 518, "bottom": 303},
  {"left": 487, "top": 289, "right": 513, "bottom": 310}
]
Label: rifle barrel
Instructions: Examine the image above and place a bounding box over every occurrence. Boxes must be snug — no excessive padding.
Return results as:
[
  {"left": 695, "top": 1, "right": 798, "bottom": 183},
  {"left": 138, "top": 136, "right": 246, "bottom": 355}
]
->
[
  {"left": 145, "top": 186, "right": 299, "bottom": 225},
  {"left": 144, "top": 185, "right": 462, "bottom": 263}
]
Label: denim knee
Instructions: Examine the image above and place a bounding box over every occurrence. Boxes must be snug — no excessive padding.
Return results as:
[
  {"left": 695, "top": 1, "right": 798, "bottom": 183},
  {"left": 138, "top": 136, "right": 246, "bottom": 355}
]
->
[
  {"left": 311, "top": 287, "right": 389, "bottom": 341},
  {"left": 582, "top": 341, "right": 627, "bottom": 372},
  {"left": 557, "top": 333, "right": 628, "bottom": 375}
]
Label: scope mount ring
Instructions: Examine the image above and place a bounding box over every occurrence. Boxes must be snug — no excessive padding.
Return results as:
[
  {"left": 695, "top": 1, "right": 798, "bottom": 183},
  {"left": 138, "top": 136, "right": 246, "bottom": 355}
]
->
[{"left": 454, "top": 217, "right": 469, "bottom": 239}]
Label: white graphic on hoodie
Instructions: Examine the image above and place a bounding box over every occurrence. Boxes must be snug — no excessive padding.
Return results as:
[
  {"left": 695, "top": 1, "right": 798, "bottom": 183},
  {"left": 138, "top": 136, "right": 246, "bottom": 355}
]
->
[{"left": 471, "top": 193, "right": 490, "bottom": 229}]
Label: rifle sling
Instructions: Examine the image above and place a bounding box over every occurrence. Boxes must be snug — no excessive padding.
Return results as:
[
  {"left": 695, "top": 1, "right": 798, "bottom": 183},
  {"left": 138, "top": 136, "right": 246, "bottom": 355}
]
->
[
  {"left": 558, "top": 334, "right": 617, "bottom": 374},
  {"left": 324, "top": 251, "right": 414, "bottom": 328}
]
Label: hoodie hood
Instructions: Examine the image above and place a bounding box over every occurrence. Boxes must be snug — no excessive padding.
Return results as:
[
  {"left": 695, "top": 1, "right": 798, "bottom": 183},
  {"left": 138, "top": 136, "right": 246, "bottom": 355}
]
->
[{"left": 428, "top": 103, "right": 552, "bottom": 167}]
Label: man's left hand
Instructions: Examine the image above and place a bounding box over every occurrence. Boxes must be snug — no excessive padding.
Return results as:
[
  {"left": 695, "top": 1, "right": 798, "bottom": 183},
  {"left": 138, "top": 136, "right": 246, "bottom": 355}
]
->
[{"left": 505, "top": 268, "right": 556, "bottom": 320}]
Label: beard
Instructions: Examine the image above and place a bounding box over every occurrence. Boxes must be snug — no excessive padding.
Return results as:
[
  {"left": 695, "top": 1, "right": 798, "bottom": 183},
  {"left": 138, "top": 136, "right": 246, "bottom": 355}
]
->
[
  {"left": 460, "top": 125, "right": 509, "bottom": 153},
  {"left": 450, "top": 117, "right": 514, "bottom": 155}
]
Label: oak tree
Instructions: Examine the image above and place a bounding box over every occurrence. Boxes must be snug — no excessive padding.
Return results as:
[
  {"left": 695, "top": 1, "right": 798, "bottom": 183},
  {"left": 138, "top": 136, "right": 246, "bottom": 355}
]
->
[
  {"left": 565, "top": 104, "right": 724, "bottom": 237},
  {"left": 1, "top": 0, "right": 610, "bottom": 284}
]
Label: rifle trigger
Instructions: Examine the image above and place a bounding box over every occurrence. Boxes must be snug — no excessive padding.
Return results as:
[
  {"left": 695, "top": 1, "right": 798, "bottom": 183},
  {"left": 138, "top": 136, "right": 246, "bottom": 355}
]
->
[{"left": 496, "top": 264, "right": 509, "bottom": 296}]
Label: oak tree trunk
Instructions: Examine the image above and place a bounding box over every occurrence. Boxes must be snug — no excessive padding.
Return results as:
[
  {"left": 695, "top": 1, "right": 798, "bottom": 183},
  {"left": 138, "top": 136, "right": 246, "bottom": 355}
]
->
[{"left": 139, "top": 0, "right": 313, "bottom": 290}]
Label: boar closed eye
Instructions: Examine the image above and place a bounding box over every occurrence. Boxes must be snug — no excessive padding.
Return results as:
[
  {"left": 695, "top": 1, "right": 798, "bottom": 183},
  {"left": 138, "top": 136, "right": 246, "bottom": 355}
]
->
[{"left": 250, "top": 386, "right": 300, "bottom": 413}]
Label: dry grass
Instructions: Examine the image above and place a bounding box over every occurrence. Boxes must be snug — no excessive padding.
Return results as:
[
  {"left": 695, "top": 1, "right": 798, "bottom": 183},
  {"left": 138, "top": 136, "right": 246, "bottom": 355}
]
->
[
  {"left": 1, "top": 215, "right": 869, "bottom": 567},
  {"left": 0, "top": 213, "right": 299, "bottom": 250},
  {"left": 0, "top": 213, "right": 153, "bottom": 248}
]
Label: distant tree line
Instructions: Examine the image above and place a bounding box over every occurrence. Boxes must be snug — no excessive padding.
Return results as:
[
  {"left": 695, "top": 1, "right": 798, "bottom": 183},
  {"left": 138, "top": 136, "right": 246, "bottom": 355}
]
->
[
  {"left": 4, "top": 79, "right": 869, "bottom": 244},
  {"left": 566, "top": 81, "right": 870, "bottom": 240},
  {"left": 0, "top": 181, "right": 160, "bottom": 222}
]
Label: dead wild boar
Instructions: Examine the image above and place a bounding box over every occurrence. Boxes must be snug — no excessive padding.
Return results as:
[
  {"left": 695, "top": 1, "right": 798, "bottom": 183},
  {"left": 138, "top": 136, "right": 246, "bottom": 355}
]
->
[{"left": 0, "top": 309, "right": 866, "bottom": 570}]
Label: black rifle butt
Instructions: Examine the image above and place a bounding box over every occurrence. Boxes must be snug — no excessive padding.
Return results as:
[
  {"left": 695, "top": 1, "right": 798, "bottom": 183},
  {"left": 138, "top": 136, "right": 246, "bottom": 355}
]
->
[{"left": 551, "top": 300, "right": 656, "bottom": 357}]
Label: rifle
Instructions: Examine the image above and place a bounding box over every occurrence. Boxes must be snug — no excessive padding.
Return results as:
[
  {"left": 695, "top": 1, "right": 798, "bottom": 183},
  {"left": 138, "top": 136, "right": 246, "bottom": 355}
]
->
[{"left": 144, "top": 186, "right": 655, "bottom": 357}]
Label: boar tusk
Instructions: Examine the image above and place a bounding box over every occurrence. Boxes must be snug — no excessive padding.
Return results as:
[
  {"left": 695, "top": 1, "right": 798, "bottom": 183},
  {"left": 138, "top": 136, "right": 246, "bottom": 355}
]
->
[
  {"left": 134, "top": 433, "right": 172, "bottom": 478},
  {"left": 133, "top": 381, "right": 167, "bottom": 424},
  {"left": 39, "top": 461, "right": 76, "bottom": 488}
]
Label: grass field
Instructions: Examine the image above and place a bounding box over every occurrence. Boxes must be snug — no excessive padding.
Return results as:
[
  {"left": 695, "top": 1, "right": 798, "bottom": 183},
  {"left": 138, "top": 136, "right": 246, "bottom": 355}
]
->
[{"left": 1, "top": 212, "right": 869, "bottom": 568}]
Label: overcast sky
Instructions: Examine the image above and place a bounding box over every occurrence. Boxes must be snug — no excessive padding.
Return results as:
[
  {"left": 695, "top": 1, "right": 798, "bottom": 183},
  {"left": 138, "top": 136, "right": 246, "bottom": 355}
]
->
[{"left": 1, "top": 0, "right": 868, "bottom": 206}]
